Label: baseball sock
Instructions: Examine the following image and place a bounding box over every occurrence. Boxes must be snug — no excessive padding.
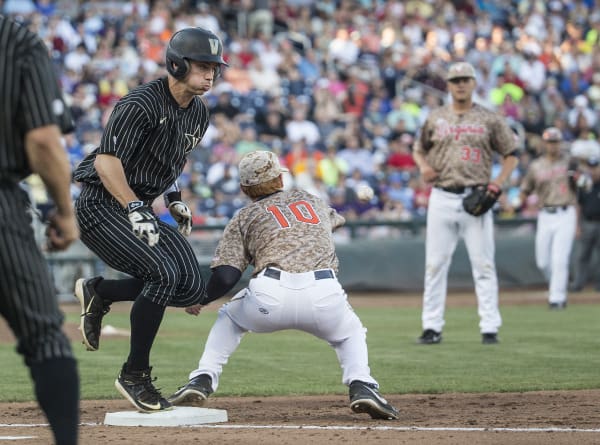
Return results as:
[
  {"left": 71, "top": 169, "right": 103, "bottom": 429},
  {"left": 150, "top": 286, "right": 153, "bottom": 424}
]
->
[
  {"left": 127, "top": 297, "right": 165, "bottom": 371},
  {"left": 30, "top": 357, "right": 79, "bottom": 445},
  {"left": 96, "top": 278, "right": 144, "bottom": 303}
]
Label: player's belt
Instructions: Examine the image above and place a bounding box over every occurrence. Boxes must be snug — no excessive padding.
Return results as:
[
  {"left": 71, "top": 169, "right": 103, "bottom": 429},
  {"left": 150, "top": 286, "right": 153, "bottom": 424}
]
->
[
  {"left": 542, "top": 205, "right": 569, "bottom": 213},
  {"left": 263, "top": 267, "right": 335, "bottom": 281},
  {"left": 438, "top": 185, "right": 466, "bottom": 194}
]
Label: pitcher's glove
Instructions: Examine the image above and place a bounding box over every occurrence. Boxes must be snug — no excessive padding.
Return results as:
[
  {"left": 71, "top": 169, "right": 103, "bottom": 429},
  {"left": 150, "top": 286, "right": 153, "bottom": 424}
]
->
[
  {"left": 462, "top": 183, "right": 502, "bottom": 216},
  {"left": 127, "top": 201, "right": 159, "bottom": 247}
]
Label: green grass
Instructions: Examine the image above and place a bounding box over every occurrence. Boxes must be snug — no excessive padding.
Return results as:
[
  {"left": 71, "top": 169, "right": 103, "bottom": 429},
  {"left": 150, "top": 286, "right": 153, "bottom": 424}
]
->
[{"left": 1, "top": 301, "right": 599, "bottom": 402}]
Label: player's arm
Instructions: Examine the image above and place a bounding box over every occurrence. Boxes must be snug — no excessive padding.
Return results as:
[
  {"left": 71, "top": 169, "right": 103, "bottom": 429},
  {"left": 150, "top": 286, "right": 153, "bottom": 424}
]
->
[
  {"left": 412, "top": 123, "right": 438, "bottom": 183},
  {"left": 94, "top": 154, "right": 138, "bottom": 207},
  {"left": 25, "top": 126, "right": 79, "bottom": 250},
  {"left": 21, "top": 36, "right": 78, "bottom": 251},
  {"left": 185, "top": 265, "right": 242, "bottom": 315},
  {"left": 491, "top": 153, "right": 518, "bottom": 188}
]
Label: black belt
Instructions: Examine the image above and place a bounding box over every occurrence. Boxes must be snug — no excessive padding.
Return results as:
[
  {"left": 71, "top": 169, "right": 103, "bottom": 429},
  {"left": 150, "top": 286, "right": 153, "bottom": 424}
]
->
[
  {"left": 438, "top": 185, "right": 467, "bottom": 194},
  {"left": 263, "top": 267, "right": 334, "bottom": 281},
  {"left": 543, "top": 205, "right": 569, "bottom": 213}
]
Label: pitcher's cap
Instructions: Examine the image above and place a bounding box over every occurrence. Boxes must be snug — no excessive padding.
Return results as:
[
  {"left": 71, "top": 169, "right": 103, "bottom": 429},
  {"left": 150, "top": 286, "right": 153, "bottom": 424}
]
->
[
  {"left": 446, "top": 62, "right": 476, "bottom": 80},
  {"left": 542, "top": 127, "right": 563, "bottom": 141},
  {"left": 239, "top": 150, "right": 288, "bottom": 186}
]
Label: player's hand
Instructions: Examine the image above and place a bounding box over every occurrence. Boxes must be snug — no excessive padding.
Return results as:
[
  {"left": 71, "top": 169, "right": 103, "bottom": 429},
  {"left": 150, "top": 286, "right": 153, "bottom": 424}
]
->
[
  {"left": 127, "top": 201, "right": 159, "bottom": 247},
  {"left": 45, "top": 208, "right": 79, "bottom": 252},
  {"left": 420, "top": 164, "right": 439, "bottom": 183},
  {"left": 168, "top": 201, "right": 192, "bottom": 236},
  {"left": 185, "top": 304, "right": 203, "bottom": 316}
]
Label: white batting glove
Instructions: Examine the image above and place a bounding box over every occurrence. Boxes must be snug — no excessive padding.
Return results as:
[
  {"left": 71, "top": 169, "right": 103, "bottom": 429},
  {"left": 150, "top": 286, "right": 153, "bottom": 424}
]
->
[
  {"left": 168, "top": 201, "right": 192, "bottom": 236},
  {"left": 127, "top": 201, "right": 160, "bottom": 247}
]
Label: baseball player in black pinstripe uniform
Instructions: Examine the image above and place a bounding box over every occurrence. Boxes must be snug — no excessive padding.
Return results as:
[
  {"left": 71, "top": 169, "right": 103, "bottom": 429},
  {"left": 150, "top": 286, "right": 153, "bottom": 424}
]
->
[
  {"left": 72, "top": 27, "right": 227, "bottom": 412},
  {"left": 0, "top": 16, "right": 79, "bottom": 444}
]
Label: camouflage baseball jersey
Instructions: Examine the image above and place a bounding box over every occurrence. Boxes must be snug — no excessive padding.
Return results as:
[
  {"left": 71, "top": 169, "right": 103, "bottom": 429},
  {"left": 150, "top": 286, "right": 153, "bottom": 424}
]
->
[
  {"left": 413, "top": 104, "right": 516, "bottom": 188},
  {"left": 211, "top": 189, "right": 345, "bottom": 274},
  {"left": 520, "top": 155, "right": 577, "bottom": 207}
]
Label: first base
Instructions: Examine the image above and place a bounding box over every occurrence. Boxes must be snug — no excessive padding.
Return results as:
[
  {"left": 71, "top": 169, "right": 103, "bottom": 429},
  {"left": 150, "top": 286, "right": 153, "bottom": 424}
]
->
[{"left": 104, "top": 406, "right": 228, "bottom": 427}]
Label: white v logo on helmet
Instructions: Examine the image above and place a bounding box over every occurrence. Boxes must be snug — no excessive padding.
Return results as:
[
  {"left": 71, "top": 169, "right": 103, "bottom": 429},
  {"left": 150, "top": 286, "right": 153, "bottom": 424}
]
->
[{"left": 209, "top": 38, "right": 219, "bottom": 55}]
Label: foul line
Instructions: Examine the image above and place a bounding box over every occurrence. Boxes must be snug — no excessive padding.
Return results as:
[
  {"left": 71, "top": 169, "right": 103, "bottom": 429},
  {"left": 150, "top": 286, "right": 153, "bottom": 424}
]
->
[{"left": 1, "top": 423, "right": 600, "bottom": 433}]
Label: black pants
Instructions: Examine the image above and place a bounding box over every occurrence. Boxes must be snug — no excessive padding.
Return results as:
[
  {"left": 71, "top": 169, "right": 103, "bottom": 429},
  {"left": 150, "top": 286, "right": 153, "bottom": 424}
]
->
[
  {"left": 75, "top": 186, "right": 206, "bottom": 307},
  {"left": 0, "top": 185, "right": 73, "bottom": 364}
]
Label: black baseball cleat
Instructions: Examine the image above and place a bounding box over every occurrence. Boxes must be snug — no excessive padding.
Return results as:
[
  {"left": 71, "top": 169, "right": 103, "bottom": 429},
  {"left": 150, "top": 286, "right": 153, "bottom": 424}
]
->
[
  {"left": 74, "top": 277, "right": 110, "bottom": 351},
  {"left": 168, "top": 374, "right": 213, "bottom": 406},
  {"left": 417, "top": 329, "right": 442, "bottom": 344},
  {"left": 482, "top": 333, "right": 498, "bottom": 344},
  {"left": 349, "top": 381, "right": 399, "bottom": 420},
  {"left": 115, "top": 363, "right": 172, "bottom": 413},
  {"left": 549, "top": 302, "right": 567, "bottom": 310}
]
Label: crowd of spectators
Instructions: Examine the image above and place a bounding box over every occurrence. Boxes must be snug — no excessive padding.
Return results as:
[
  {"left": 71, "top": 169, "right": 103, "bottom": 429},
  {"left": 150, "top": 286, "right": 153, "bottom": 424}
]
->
[{"left": 5, "top": 0, "right": 600, "bottom": 232}]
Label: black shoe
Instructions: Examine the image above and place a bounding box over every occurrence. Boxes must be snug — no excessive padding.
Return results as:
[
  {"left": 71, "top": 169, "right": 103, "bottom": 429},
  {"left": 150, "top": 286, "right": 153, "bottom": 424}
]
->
[
  {"left": 349, "top": 381, "right": 399, "bottom": 420},
  {"left": 168, "top": 374, "right": 213, "bottom": 406},
  {"left": 417, "top": 329, "right": 442, "bottom": 344},
  {"left": 115, "top": 363, "right": 172, "bottom": 412},
  {"left": 74, "top": 277, "right": 110, "bottom": 351},
  {"left": 482, "top": 333, "right": 498, "bottom": 344},
  {"left": 549, "top": 302, "right": 567, "bottom": 310}
]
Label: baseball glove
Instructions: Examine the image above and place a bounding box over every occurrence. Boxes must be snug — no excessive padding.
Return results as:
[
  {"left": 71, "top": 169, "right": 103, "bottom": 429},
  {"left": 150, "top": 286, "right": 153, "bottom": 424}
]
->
[{"left": 462, "top": 183, "right": 502, "bottom": 216}]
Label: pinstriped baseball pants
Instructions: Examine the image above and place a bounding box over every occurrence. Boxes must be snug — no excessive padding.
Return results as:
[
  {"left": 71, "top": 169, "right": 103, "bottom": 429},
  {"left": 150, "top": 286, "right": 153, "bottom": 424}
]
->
[
  {"left": 0, "top": 185, "right": 73, "bottom": 365},
  {"left": 75, "top": 191, "right": 206, "bottom": 308}
]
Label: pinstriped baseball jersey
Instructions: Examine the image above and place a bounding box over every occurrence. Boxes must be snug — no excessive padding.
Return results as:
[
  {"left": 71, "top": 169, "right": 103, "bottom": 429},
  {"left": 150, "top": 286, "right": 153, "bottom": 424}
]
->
[
  {"left": 520, "top": 155, "right": 578, "bottom": 207},
  {"left": 0, "top": 17, "right": 73, "bottom": 180},
  {"left": 413, "top": 104, "right": 516, "bottom": 188},
  {"left": 73, "top": 77, "right": 209, "bottom": 201},
  {"left": 212, "top": 189, "right": 345, "bottom": 274}
]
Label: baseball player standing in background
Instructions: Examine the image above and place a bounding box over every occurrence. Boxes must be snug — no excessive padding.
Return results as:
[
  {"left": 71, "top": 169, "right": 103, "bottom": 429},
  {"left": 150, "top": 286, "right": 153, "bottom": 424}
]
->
[
  {"left": 168, "top": 151, "right": 399, "bottom": 420},
  {"left": 0, "top": 16, "right": 80, "bottom": 444},
  {"left": 72, "top": 27, "right": 227, "bottom": 412},
  {"left": 570, "top": 157, "right": 600, "bottom": 292},
  {"left": 412, "top": 62, "right": 519, "bottom": 345},
  {"left": 519, "top": 127, "right": 580, "bottom": 309}
]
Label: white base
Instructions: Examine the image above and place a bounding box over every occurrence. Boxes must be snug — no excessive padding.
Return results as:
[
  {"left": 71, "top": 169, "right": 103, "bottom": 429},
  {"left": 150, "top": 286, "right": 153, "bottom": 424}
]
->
[{"left": 104, "top": 406, "right": 228, "bottom": 427}]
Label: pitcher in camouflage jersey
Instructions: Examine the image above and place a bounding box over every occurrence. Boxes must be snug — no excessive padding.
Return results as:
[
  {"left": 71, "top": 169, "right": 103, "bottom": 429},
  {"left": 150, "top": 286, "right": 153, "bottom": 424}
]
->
[
  {"left": 519, "top": 127, "right": 579, "bottom": 310},
  {"left": 412, "top": 62, "right": 519, "bottom": 345},
  {"left": 167, "top": 150, "right": 399, "bottom": 420}
]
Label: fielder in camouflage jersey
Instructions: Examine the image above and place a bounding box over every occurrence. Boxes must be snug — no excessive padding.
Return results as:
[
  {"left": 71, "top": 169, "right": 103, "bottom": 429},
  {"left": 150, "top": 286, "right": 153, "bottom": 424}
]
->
[
  {"left": 167, "top": 150, "right": 399, "bottom": 420},
  {"left": 412, "top": 62, "right": 519, "bottom": 345},
  {"left": 519, "top": 127, "right": 580, "bottom": 309}
]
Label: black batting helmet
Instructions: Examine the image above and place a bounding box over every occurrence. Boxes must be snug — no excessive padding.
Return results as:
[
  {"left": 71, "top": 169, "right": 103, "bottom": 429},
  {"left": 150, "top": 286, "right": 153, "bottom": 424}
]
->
[{"left": 166, "top": 27, "right": 228, "bottom": 79}]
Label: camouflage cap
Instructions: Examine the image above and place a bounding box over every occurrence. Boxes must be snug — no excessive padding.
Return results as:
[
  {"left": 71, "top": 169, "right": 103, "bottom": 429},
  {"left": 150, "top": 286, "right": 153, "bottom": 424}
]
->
[
  {"left": 239, "top": 150, "right": 288, "bottom": 186},
  {"left": 542, "top": 127, "right": 563, "bottom": 141},
  {"left": 446, "top": 62, "right": 476, "bottom": 80}
]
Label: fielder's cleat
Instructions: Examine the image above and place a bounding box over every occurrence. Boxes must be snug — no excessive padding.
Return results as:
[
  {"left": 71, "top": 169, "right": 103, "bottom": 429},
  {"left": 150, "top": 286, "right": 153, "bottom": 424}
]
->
[
  {"left": 417, "top": 329, "right": 442, "bottom": 344},
  {"left": 481, "top": 333, "right": 498, "bottom": 344},
  {"left": 115, "top": 363, "right": 172, "bottom": 413},
  {"left": 349, "top": 381, "right": 399, "bottom": 420},
  {"left": 168, "top": 374, "right": 213, "bottom": 406},
  {"left": 549, "top": 302, "right": 567, "bottom": 310},
  {"left": 74, "top": 277, "right": 110, "bottom": 351}
]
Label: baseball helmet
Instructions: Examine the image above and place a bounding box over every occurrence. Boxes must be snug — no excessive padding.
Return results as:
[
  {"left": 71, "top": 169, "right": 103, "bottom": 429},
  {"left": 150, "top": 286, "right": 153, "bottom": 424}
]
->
[
  {"left": 166, "top": 27, "right": 228, "bottom": 79},
  {"left": 542, "top": 127, "right": 563, "bottom": 142}
]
